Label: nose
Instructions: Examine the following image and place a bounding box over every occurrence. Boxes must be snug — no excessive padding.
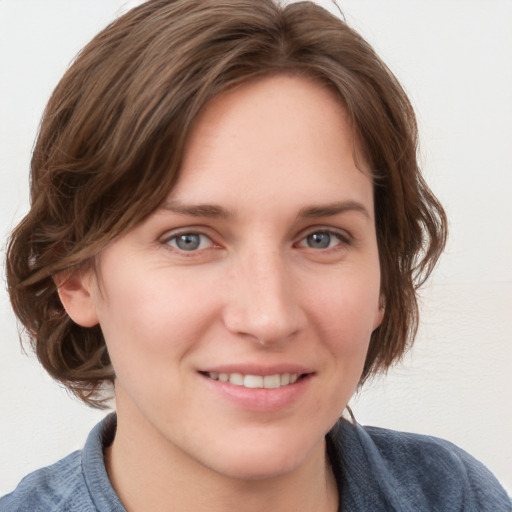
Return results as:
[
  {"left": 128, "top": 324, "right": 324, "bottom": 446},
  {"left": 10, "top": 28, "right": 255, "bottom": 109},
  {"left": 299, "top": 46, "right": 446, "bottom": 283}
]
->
[{"left": 223, "top": 249, "right": 307, "bottom": 346}]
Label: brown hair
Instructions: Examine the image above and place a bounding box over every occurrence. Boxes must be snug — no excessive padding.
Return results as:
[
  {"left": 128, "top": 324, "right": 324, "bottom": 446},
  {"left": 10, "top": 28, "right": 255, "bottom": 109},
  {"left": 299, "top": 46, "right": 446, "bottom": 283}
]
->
[{"left": 6, "top": 0, "right": 447, "bottom": 407}]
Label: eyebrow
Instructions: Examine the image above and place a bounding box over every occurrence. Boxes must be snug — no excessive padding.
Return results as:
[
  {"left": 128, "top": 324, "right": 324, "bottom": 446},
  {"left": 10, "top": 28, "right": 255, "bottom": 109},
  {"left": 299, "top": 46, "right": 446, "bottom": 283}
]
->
[
  {"left": 160, "top": 200, "right": 234, "bottom": 219},
  {"left": 297, "top": 201, "right": 371, "bottom": 220},
  {"left": 160, "top": 199, "right": 370, "bottom": 220}
]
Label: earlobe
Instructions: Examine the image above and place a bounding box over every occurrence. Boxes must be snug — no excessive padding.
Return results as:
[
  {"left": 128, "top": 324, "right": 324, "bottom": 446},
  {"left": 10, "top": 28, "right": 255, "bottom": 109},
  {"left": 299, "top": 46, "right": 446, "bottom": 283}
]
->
[
  {"left": 373, "top": 297, "right": 385, "bottom": 330},
  {"left": 54, "top": 269, "right": 99, "bottom": 327}
]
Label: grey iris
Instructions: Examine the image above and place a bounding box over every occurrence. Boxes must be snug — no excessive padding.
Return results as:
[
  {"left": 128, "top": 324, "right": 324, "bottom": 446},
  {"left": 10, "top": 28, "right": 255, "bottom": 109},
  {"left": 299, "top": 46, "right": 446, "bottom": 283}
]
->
[
  {"left": 176, "top": 233, "right": 201, "bottom": 251},
  {"left": 307, "top": 232, "right": 331, "bottom": 249}
]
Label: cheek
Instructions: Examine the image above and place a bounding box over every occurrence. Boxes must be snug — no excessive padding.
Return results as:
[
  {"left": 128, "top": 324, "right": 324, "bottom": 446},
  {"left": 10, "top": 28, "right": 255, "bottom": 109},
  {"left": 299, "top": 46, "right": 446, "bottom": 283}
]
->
[
  {"left": 306, "top": 277, "right": 378, "bottom": 423},
  {"left": 95, "top": 270, "right": 219, "bottom": 369},
  {"left": 307, "top": 273, "right": 381, "bottom": 397},
  {"left": 312, "top": 268, "right": 381, "bottom": 340}
]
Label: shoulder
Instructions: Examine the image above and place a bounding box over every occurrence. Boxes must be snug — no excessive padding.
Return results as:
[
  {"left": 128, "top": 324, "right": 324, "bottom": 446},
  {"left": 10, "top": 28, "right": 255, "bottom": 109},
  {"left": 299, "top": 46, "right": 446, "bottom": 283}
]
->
[
  {"left": 329, "top": 419, "right": 511, "bottom": 511},
  {"left": 0, "top": 414, "right": 120, "bottom": 512},
  {"left": 366, "top": 424, "right": 505, "bottom": 488},
  {"left": 0, "top": 451, "right": 96, "bottom": 512}
]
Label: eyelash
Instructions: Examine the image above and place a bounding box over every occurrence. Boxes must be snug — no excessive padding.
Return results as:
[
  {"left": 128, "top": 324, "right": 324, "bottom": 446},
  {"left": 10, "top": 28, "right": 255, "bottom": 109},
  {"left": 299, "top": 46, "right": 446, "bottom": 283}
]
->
[
  {"left": 296, "top": 229, "right": 351, "bottom": 250},
  {"left": 161, "top": 227, "right": 351, "bottom": 255},
  {"left": 162, "top": 231, "right": 216, "bottom": 253}
]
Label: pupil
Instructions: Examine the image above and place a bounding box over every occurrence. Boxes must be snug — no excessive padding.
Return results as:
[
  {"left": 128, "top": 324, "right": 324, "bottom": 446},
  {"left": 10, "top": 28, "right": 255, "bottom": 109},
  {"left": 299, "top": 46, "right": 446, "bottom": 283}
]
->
[
  {"left": 177, "top": 233, "right": 200, "bottom": 251},
  {"left": 308, "top": 232, "right": 330, "bottom": 249}
]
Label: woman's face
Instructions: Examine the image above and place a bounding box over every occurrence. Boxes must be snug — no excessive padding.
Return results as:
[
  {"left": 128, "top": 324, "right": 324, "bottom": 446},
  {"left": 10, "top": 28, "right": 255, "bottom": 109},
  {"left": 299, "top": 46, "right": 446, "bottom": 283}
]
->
[{"left": 72, "top": 75, "right": 383, "bottom": 480}]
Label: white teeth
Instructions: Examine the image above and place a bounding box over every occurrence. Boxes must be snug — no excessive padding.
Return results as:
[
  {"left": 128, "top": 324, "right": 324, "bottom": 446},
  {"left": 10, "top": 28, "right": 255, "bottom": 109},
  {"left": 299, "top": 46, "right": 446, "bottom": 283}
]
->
[
  {"left": 263, "top": 374, "right": 281, "bottom": 388},
  {"left": 229, "top": 373, "right": 244, "bottom": 386},
  {"left": 244, "top": 375, "right": 263, "bottom": 388},
  {"left": 206, "top": 372, "right": 301, "bottom": 388}
]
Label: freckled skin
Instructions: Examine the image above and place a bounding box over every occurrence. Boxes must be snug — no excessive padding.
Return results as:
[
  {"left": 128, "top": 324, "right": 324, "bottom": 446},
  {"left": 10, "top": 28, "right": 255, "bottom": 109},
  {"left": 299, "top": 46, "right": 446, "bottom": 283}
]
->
[{"left": 63, "top": 75, "right": 383, "bottom": 510}]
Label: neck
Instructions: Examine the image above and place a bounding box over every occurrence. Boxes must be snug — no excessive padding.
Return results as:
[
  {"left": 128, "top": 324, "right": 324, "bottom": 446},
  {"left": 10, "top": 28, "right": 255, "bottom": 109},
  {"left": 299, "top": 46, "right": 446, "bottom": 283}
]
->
[{"left": 105, "top": 406, "right": 338, "bottom": 512}]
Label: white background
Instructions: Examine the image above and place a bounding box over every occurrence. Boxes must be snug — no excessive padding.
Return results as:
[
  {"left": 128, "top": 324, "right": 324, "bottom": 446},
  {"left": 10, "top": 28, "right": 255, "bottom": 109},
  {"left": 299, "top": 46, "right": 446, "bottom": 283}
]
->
[{"left": 1, "top": 0, "right": 511, "bottom": 496}]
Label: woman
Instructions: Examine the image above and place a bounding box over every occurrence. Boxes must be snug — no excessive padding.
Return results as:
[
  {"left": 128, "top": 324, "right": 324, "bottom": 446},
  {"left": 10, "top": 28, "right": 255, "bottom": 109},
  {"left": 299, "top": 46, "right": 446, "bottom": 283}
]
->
[{"left": 1, "top": 0, "right": 510, "bottom": 510}]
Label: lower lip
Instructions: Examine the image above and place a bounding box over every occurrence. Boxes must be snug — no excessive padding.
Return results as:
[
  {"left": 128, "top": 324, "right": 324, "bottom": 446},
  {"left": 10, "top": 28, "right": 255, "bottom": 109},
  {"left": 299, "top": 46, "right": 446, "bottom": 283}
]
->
[{"left": 200, "top": 373, "right": 313, "bottom": 413}]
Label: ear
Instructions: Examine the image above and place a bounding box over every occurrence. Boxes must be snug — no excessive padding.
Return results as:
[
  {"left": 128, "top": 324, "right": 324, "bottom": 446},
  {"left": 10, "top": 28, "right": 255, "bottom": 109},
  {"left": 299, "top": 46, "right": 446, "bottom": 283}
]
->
[
  {"left": 373, "top": 296, "right": 385, "bottom": 330},
  {"left": 54, "top": 269, "right": 99, "bottom": 327}
]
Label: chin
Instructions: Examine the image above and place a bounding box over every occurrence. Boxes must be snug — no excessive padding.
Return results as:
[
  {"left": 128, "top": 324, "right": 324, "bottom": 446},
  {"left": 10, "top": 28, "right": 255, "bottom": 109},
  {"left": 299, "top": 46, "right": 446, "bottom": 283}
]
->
[
  {"left": 199, "top": 431, "right": 324, "bottom": 482},
  {"left": 212, "top": 452, "right": 305, "bottom": 482}
]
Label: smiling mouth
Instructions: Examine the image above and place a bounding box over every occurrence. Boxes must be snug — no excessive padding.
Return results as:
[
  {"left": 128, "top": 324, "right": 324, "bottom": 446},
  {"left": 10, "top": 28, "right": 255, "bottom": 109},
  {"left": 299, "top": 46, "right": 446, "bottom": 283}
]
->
[{"left": 201, "top": 372, "right": 307, "bottom": 389}]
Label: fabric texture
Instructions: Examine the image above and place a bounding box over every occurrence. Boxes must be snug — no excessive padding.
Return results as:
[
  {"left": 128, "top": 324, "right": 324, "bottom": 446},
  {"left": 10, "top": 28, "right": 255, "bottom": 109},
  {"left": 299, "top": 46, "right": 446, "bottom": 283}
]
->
[{"left": 1, "top": 413, "right": 510, "bottom": 511}]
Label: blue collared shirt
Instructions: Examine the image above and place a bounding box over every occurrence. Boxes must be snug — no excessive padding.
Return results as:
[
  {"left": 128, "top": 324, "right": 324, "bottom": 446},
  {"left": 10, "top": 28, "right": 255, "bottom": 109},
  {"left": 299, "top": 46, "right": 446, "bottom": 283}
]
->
[{"left": 1, "top": 414, "right": 510, "bottom": 511}]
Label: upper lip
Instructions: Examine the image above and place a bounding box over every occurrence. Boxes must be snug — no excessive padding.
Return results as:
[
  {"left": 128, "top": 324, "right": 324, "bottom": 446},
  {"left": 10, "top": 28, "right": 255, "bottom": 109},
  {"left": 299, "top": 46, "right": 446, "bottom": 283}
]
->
[{"left": 198, "top": 364, "right": 314, "bottom": 376}]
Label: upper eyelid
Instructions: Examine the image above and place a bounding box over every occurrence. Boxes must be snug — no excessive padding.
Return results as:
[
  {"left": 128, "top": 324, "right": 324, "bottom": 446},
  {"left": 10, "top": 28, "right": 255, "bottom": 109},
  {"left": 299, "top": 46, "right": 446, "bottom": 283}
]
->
[
  {"left": 296, "top": 232, "right": 350, "bottom": 250},
  {"left": 159, "top": 226, "right": 216, "bottom": 242},
  {"left": 297, "top": 225, "right": 352, "bottom": 241},
  {"left": 161, "top": 231, "right": 217, "bottom": 255},
  {"left": 157, "top": 225, "right": 353, "bottom": 247}
]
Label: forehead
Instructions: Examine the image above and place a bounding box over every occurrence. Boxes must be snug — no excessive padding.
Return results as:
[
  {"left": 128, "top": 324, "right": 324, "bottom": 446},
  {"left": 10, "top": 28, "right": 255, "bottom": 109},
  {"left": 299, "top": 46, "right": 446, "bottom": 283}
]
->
[{"left": 169, "top": 74, "right": 373, "bottom": 214}]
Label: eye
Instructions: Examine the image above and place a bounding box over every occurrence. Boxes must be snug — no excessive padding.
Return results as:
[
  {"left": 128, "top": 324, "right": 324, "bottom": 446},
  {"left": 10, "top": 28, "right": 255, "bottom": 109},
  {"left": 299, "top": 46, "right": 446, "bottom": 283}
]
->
[
  {"left": 298, "top": 230, "right": 348, "bottom": 250},
  {"left": 165, "top": 232, "right": 213, "bottom": 252}
]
